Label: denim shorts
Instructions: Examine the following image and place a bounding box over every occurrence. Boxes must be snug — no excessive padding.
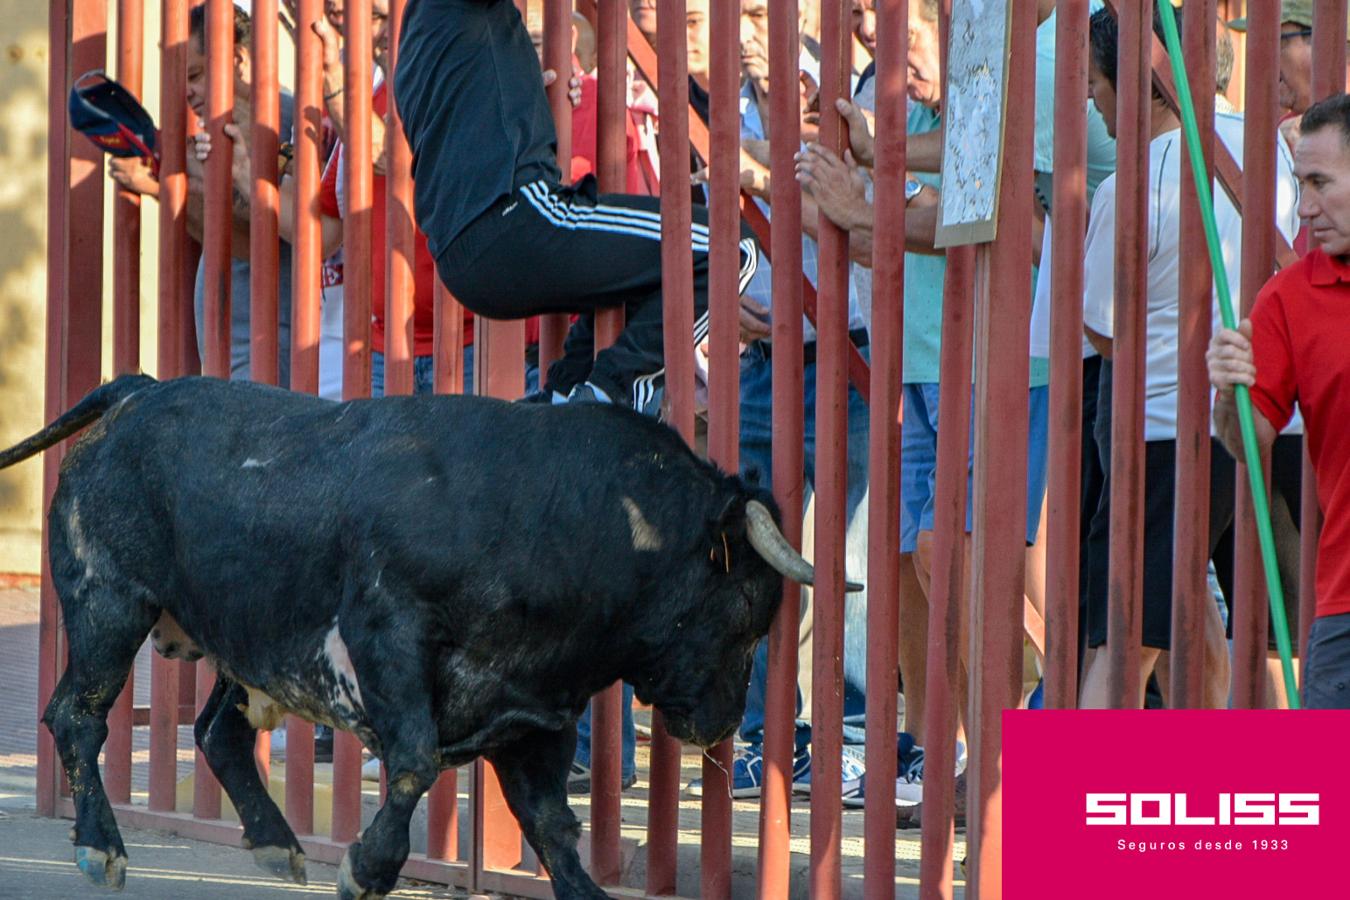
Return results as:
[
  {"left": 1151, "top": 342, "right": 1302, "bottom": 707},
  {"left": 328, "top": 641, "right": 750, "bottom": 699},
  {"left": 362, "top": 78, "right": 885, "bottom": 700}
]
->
[
  {"left": 899, "top": 382, "right": 1049, "bottom": 553},
  {"left": 1303, "top": 613, "right": 1350, "bottom": 709}
]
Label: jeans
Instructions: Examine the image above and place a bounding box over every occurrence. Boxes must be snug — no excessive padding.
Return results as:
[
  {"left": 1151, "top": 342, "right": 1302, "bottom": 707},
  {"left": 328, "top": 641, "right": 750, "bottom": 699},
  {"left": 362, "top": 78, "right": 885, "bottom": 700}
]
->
[
  {"left": 737, "top": 343, "right": 871, "bottom": 749},
  {"left": 370, "top": 349, "right": 456, "bottom": 397},
  {"left": 574, "top": 683, "right": 637, "bottom": 780}
]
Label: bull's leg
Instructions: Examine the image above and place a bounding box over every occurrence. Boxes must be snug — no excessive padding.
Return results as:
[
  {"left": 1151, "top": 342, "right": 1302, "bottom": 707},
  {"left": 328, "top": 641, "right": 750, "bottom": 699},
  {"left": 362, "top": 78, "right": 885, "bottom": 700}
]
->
[
  {"left": 334, "top": 647, "right": 439, "bottom": 900},
  {"left": 41, "top": 587, "right": 156, "bottom": 890},
  {"left": 489, "top": 728, "right": 610, "bottom": 900},
  {"left": 193, "top": 679, "right": 306, "bottom": 884}
]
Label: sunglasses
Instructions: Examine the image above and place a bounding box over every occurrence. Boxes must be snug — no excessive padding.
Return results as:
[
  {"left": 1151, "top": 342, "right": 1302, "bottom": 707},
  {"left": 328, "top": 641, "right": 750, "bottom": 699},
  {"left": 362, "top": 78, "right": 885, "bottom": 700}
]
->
[{"left": 1280, "top": 28, "right": 1314, "bottom": 42}]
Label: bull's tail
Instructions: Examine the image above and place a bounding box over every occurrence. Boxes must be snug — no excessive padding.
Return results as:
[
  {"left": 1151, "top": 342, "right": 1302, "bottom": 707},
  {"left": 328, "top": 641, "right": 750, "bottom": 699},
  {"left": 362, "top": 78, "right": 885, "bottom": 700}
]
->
[{"left": 0, "top": 373, "right": 158, "bottom": 470}]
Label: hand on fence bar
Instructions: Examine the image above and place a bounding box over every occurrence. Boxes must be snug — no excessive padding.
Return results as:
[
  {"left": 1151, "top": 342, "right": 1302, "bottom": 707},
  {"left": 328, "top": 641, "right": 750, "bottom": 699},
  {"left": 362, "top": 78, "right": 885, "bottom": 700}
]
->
[
  {"left": 540, "top": 68, "right": 583, "bottom": 109},
  {"left": 795, "top": 145, "right": 870, "bottom": 233},
  {"left": 108, "top": 156, "right": 158, "bottom": 198},
  {"left": 833, "top": 97, "right": 875, "bottom": 168}
]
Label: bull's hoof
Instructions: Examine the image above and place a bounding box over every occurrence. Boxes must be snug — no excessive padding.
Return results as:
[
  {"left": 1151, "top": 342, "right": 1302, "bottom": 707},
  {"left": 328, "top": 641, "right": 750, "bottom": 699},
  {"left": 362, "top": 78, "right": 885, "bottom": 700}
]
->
[
  {"left": 336, "top": 850, "right": 386, "bottom": 900},
  {"left": 74, "top": 846, "right": 127, "bottom": 891},
  {"left": 252, "top": 844, "right": 307, "bottom": 885}
]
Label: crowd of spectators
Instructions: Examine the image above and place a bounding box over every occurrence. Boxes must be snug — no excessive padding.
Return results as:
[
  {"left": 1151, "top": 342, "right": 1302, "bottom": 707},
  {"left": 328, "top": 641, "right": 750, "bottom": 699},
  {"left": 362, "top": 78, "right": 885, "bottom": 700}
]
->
[{"left": 120, "top": 0, "right": 1350, "bottom": 825}]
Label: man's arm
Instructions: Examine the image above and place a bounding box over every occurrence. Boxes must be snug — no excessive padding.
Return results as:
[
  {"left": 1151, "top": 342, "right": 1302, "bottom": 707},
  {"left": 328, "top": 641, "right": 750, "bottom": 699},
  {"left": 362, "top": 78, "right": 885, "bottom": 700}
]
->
[
  {"left": 1208, "top": 319, "right": 1278, "bottom": 460},
  {"left": 796, "top": 143, "right": 943, "bottom": 257}
]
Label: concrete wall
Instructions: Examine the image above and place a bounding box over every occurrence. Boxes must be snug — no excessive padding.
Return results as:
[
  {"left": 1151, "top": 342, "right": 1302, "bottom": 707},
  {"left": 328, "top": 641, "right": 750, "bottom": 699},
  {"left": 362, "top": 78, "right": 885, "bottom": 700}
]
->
[{"left": 0, "top": 1, "right": 297, "bottom": 574}]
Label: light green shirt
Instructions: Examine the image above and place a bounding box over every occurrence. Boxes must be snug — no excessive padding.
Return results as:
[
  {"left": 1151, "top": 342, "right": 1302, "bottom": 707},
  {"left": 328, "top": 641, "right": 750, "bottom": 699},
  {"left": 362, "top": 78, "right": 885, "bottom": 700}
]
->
[
  {"left": 1034, "top": 5, "right": 1117, "bottom": 210},
  {"left": 902, "top": 102, "right": 948, "bottom": 384}
]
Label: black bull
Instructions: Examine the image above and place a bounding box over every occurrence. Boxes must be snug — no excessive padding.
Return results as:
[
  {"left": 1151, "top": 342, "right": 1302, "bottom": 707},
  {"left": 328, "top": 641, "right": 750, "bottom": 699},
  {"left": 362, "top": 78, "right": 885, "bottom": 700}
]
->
[{"left": 4, "top": 375, "right": 851, "bottom": 900}]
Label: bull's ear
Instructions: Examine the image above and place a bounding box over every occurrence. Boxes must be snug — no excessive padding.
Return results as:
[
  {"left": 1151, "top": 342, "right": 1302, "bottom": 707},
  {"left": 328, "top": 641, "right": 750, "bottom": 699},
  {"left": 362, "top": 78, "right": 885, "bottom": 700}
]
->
[
  {"left": 707, "top": 491, "right": 747, "bottom": 574},
  {"left": 709, "top": 490, "right": 748, "bottom": 537}
]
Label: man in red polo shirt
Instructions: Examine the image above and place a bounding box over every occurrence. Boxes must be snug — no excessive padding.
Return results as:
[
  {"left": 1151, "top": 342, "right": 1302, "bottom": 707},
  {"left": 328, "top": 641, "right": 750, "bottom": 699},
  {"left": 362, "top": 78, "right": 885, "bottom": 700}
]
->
[{"left": 1209, "top": 93, "right": 1350, "bottom": 708}]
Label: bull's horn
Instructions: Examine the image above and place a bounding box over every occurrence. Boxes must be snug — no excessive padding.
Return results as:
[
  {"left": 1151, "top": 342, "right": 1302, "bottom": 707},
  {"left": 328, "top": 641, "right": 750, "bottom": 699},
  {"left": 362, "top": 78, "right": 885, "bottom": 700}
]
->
[{"left": 745, "top": 500, "right": 865, "bottom": 592}]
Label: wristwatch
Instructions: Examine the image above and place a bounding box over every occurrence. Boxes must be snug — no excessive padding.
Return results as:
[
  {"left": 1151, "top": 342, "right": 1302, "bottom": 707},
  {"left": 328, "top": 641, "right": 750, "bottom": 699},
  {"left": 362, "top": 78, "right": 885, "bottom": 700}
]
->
[{"left": 905, "top": 178, "right": 923, "bottom": 201}]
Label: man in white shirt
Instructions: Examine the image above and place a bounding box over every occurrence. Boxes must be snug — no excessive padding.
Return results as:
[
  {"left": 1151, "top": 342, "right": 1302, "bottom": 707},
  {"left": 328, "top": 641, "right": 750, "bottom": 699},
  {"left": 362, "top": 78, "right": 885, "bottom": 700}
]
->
[{"left": 1077, "top": 7, "right": 1300, "bottom": 708}]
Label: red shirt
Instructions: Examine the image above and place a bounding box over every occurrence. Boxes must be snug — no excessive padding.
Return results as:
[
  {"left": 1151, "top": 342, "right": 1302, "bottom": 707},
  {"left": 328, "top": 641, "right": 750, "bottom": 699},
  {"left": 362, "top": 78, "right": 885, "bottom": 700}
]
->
[
  {"left": 319, "top": 83, "right": 469, "bottom": 354},
  {"left": 1249, "top": 247, "right": 1350, "bottom": 618},
  {"left": 569, "top": 73, "right": 650, "bottom": 194}
]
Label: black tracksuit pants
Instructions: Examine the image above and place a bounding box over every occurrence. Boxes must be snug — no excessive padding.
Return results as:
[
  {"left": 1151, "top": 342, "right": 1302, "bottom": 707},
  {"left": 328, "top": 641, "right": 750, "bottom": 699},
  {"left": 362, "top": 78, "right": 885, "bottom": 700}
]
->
[{"left": 435, "top": 175, "right": 759, "bottom": 407}]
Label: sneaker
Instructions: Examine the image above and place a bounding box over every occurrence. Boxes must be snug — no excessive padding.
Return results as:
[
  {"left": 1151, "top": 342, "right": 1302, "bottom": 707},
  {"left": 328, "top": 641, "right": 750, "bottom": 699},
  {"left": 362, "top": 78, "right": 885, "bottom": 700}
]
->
[
  {"left": 1026, "top": 677, "right": 1045, "bottom": 710},
  {"left": 567, "top": 382, "right": 613, "bottom": 404},
  {"left": 896, "top": 769, "right": 967, "bottom": 830},
  {"left": 687, "top": 745, "right": 810, "bottom": 799},
  {"left": 361, "top": 757, "right": 382, "bottom": 782},
  {"left": 515, "top": 389, "right": 555, "bottom": 404},
  {"left": 794, "top": 745, "right": 864, "bottom": 797},
  {"left": 843, "top": 745, "right": 920, "bottom": 809},
  {"left": 566, "top": 761, "right": 637, "bottom": 794}
]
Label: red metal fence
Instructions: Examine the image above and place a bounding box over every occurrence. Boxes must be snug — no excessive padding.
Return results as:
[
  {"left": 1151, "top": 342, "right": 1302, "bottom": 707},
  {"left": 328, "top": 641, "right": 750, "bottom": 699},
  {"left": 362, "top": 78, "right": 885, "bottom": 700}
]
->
[{"left": 36, "top": 0, "right": 1340, "bottom": 896}]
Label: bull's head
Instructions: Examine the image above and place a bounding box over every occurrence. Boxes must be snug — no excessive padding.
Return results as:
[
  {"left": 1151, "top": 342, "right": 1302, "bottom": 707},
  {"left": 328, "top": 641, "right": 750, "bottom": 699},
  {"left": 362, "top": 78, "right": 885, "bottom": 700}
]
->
[{"left": 631, "top": 485, "right": 861, "bottom": 750}]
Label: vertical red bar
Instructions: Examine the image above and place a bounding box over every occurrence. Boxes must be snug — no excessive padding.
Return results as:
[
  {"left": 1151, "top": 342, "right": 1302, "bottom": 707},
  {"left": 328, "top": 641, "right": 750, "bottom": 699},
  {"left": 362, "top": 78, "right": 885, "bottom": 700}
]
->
[
  {"left": 193, "top": 0, "right": 235, "bottom": 820},
  {"left": 202, "top": 0, "right": 235, "bottom": 379},
  {"left": 700, "top": 0, "right": 739, "bottom": 891},
  {"left": 113, "top": 0, "right": 143, "bottom": 378},
  {"left": 426, "top": 770, "right": 460, "bottom": 860},
  {"left": 811, "top": 0, "right": 853, "bottom": 894},
  {"left": 475, "top": 759, "right": 524, "bottom": 872},
  {"left": 647, "top": 0, "right": 696, "bottom": 892},
  {"left": 1044, "top": 1, "right": 1090, "bottom": 711},
  {"left": 433, "top": 279, "right": 466, "bottom": 394},
  {"left": 290, "top": 0, "right": 324, "bottom": 396},
  {"left": 68, "top": 0, "right": 107, "bottom": 428},
  {"left": 473, "top": 321, "right": 526, "bottom": 398},
  {"left": 333, "top": 0, "right": 374, "bottom": 844},
  {"left": 282, "top": 0, "right": 324, "bottom": 836},
  {"left": 251, "top": 0, "right": 281, "bottom": 388},
  {"left": 36, "top": 0, "right": 73, "bottom": 820},
  {"left": 1170, "top": 0, "right": 1218, "bottom": 709},
  {"left": 194, "top": 663, "right": 222, "bottom": 818},
  {"left": 967, "top": 4, "right": 1035, "bottom": 894},
  {"left": 1104, "top": 0, "right": 1151, "bottom": 710},
  {"left": 342, "top": 0, "right": 374, "bottom": 404},
  {"left": 915, "top": 252, "right": 974, "bottom": 899},
  {"left": 588, "top": 1, "right": 628, "bottom": 881},
  {"left": 591, "top": 0, "right": 627, "bottom": 356},
  {"left": 1231, "top": 0, "right": 1279, "bottom": 710},
  {"left": 540, "top": 0, "right": 574, "bottom": 375},
  {"left": 756, "top": 0, "right": 805, "bottom": 893},
  {"left": 918, "top": 12, "right": 970, "bottom": 896},
  {"left": 862, "top": 0, "right": 905, "bottom": 895},
  {"left": 431, "top": 315, "right": 459, "bottom": 406},
  {"left": 148, "top": 0, "right": 190, "bottom": 815},
  {"left": 386, "top": 0, "right": 415, "bottom": 396},
  {"left": 104, "top": 0, "right": 145, "bottom": 808}
]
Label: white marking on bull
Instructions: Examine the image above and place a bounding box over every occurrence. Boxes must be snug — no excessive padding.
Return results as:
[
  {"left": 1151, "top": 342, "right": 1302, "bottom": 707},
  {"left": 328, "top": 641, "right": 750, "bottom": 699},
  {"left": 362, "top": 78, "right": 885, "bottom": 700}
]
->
[
  {"left": 622, "top": 496, "right": 663, "bottom": 551},
  {"left": 242, "top": 686, "right": 287, "bottom": 731},
  {"left": 323, "top": 623, "right": 364, "bottom": 718},
  {"left": 241, "top": 457, "right": 272, "bottom": 468}
]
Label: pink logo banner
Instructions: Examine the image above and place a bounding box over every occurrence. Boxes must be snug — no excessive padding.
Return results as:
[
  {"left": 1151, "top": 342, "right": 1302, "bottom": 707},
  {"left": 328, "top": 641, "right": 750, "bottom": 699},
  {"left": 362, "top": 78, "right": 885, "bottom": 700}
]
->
[{"left": 1004, "top": 710, "right": 1350, "bottom": 898}]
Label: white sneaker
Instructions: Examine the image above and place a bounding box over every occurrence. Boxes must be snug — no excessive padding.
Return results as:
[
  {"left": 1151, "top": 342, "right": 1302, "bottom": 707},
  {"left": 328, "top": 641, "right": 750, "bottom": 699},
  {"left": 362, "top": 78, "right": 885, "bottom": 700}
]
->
[{"left": 361, "top": 758, "right": 382, "bottom": 782}]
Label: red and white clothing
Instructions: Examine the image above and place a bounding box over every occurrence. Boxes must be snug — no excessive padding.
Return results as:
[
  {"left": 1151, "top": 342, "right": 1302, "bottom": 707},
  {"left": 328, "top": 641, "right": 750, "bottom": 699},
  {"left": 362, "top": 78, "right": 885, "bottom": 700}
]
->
[{"left": 1248, "top": 247, "right": 1350, "bottom": 619}]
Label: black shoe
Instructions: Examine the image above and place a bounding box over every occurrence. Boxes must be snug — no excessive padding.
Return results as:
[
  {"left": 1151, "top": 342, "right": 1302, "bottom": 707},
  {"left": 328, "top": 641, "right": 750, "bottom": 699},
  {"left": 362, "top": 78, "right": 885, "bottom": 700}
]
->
[
  {"left": 566, "top": 762, "right": 637, "bottom": 794},
  {"left": 516, "top": 389, "right": 554, "bottom": 404},
  {"left": 314, "top": 726, "right": 334, "bottom": 763}
]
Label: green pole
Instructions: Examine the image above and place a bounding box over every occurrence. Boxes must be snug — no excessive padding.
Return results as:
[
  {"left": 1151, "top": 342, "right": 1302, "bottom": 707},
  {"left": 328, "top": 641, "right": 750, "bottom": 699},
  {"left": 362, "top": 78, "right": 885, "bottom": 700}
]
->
[{"left": 1156, "top": 2, "right": 1299, "bottom": 708}]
